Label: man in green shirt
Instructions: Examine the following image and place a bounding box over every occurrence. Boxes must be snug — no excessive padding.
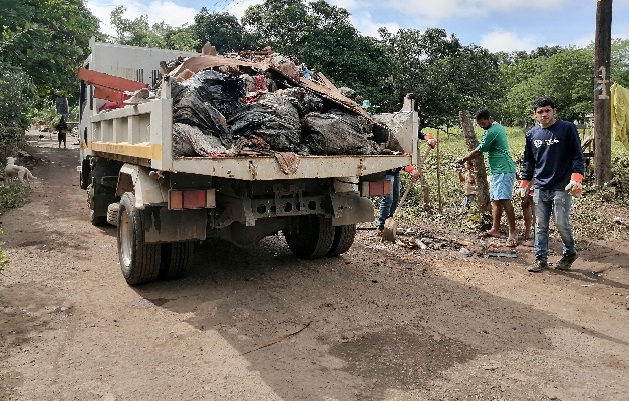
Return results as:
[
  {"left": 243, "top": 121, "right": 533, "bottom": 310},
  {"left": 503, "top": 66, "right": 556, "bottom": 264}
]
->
[{"left": 457, "top": 109, "right": 518, "bottom": 246}]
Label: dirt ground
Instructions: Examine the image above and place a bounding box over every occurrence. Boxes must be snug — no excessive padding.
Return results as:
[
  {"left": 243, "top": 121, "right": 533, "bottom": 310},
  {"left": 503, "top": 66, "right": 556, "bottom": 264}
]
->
[{"left": 1, "top": 131, "right": 629, "bottom": 401}]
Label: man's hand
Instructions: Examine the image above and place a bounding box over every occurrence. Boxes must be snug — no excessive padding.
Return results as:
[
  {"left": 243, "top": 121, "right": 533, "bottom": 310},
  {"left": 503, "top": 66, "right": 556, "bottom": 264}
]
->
[
  {"left": 424, "top": 133, "right": 438, "bottom": 148},
  {"left": 404, "top": 165, "right": 421, "bottom": 180},
  {"left": 516, "top": 180, "right": 531, "bottom": 198},
  {"left": 565, "top": 173, "right": 584, "bottom": 195}
]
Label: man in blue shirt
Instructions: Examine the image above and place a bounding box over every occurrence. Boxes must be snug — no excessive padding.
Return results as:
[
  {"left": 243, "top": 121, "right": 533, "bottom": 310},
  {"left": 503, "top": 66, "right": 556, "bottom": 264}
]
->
[{"left": 519, "top": 97, "right": 584, "bottom": 272}]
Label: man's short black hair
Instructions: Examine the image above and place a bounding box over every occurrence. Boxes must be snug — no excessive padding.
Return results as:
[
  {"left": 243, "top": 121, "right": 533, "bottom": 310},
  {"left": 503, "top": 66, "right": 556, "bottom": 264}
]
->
[
  {"left": 532, "top": 96, "right": 556, "bottom": 110},
  {"left": 475, "top": 109, "right": 492, "bottom": 120}
]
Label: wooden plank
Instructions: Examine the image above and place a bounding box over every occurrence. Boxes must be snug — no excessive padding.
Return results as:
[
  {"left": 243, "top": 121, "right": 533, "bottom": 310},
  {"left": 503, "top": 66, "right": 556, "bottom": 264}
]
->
[{"left": 78, "top": 68, "right": 148, "bottom": 92}]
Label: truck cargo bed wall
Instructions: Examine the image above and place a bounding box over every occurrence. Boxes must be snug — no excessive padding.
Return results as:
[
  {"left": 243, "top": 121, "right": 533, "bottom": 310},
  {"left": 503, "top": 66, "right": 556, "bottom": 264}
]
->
[{"left": 87, "top": 98, "right": 174, "bottom": 170}]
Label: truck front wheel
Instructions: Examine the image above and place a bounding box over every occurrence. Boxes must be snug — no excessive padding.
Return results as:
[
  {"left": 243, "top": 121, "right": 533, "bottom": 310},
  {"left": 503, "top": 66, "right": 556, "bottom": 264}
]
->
[
  {"left": 327, "top": 224, "right": 356, "bottom": 257},
  {"left": 117, "top": 192, "right": 161, "bottom": 285},
  {"left": 284, "top": 215, "right": 335, "bottom": 259}
]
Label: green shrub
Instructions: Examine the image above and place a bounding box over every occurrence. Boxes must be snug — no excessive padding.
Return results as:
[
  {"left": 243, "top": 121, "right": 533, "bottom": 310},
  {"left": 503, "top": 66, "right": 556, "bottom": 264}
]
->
[{"left": 0, "top": 184, "right": 29, "bottom": 214}]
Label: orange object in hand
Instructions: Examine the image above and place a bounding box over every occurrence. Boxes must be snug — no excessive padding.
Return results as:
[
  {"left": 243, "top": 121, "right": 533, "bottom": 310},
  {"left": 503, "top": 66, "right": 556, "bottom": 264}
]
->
[
  {"left": 564, "top": 173, "right": 584, "bottom": 195},
  {"left": 404, "top": 165, "right": 421, "bottom": 179},
  {"left": 424, "top": 133, "right": 438, "bottom": 148}
]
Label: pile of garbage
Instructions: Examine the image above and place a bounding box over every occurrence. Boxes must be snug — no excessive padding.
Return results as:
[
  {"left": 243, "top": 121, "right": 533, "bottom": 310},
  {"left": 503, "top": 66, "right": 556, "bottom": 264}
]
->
[{"left": 158, "top": 44, "right": 391, "bottom": 157}]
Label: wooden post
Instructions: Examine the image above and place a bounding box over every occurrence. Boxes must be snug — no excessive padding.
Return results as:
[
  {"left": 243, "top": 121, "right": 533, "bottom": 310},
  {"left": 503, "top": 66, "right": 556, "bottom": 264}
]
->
[
  {"left": 436, "top": 130, "right": 442, "bottom": 212},
  {"left": 594, "top": 0, "right": 613, "bottom": 186},
  {"left": 459, "top": 110, "right": 491, "bottom": 218}
]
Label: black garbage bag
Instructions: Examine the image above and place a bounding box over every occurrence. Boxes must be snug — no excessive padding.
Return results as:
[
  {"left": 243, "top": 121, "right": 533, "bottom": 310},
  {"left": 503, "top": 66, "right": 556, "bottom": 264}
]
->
[
  {"left": 172, "top": 123, "right": 228, "bottom": 157},
  {"left": 301, "top": 111, "right": 380, "bottom": 155},
  {"left": 228, "top": 93, "right": 301, "bottom": 151},
  {"left": 281, "top": 87, "right": 324, "bottom": 116},
  {"left": 177, "top": 70, "right": 244, "bottom": 119},
  {"left": 171, "top": 80, "right": 232, "bottom": 147}
]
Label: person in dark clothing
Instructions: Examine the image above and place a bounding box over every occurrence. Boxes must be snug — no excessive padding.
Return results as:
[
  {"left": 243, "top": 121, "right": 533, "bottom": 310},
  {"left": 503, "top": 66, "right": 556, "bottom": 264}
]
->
[
  {"left": 55, "top": 116, "right": 68, "bottom": 148},
  {"left": 376, "top": 131, "right": 437, "bottom": 233},
  {"left": 520, "top": 97, "right": 585, "bottom": 272}
]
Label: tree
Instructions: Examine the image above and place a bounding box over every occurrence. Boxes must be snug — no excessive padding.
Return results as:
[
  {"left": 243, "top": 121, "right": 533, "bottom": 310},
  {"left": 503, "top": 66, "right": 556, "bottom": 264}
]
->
[
  {"left": 380, "top": 28, "right": 501, "bottom": 128},
  {"left": 242, "top": 0, "right": 313, "bottom": 54},
  {"left": 192, "top": 9, "right": 245, "bottom": 53},
  {"left": 0, "top": 62, "right": 37, "bottom": 128},
  {"left": 609, "top": 38, "right": 629, "bottom": 87},
  {"left": 109, "top": 6, "right": 165, "bottom": 48},
  {"left": 0, "top": 0, "right": 100, "bottom": 103},
  {"left": 499, "top": 47, "right": 593, "bottom": 125}
]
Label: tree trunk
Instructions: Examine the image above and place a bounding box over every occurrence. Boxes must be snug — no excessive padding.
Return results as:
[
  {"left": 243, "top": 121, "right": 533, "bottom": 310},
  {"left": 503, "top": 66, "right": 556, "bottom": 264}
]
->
[{"left": 459, "top": 110, "right": 491, "bottom": 222}]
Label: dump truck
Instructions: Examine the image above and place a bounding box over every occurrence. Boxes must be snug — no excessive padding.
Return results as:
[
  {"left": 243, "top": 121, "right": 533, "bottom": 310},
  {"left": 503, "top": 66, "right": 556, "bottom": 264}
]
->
[{"left": 77, "top": 39, "right": 419, "bottom": 285}]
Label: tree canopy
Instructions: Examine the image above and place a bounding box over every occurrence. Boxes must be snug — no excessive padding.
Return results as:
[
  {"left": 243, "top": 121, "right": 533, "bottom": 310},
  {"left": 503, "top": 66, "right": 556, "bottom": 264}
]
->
[
  {"left": 0, "top": 0, "right": 100, "bottom": 103},
  {"left": 4, "top": 0, "right": 629, "bottom": 133}
]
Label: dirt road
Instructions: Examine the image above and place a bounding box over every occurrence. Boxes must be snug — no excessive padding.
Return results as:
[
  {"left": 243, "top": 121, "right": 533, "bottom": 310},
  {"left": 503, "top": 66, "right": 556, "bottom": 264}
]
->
[{"left": 2, "top": 133, "right": 629, "bottom": 400}]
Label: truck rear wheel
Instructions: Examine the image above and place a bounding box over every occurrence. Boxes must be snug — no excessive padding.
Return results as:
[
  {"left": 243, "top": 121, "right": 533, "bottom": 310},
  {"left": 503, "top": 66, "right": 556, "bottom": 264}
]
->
[
  {"left": 327, "top": 224, "right": 356, "bottom": 257},
  {"left": 117, "top": 192, "right": 161, "bottom": 285},
  {"left": 159, "top": 241, "right": 194, "bottom": 280},
  {"left": 87, "top": 184, "right": 107, "bottom": 226},
  {"left": 284, "top": 215, "right": 335, "bottom": 259}
]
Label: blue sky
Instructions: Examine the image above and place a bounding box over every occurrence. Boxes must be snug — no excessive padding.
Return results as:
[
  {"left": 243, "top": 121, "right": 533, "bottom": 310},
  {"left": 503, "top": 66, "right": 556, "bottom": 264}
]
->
[{"left": 86, "top": 0, "right": 629, "bottom": 53}]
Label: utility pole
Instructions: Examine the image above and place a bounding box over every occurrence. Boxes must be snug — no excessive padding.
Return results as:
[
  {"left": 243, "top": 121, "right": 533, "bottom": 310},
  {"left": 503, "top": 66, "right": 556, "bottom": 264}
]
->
[{"left": 593, "top": 0, "right": 613, "bottom": 186}]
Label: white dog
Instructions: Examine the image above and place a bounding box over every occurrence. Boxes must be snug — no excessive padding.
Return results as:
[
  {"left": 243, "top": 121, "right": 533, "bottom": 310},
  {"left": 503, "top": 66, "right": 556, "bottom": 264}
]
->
[{"left": 4, "top": 157, "right": 36, "bottom": 188}]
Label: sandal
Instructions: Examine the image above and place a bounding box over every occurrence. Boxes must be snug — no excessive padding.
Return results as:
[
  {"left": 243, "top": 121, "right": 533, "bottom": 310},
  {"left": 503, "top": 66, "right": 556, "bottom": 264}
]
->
[{"left": 506, "top": 238, "right": 518, "bottom": 247}]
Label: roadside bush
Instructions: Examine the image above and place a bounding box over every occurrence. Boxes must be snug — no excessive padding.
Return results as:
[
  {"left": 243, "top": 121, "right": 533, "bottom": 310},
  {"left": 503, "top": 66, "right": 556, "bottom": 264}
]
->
[{"left": 0, "top": 184, "right": 29, "bottom": 214}]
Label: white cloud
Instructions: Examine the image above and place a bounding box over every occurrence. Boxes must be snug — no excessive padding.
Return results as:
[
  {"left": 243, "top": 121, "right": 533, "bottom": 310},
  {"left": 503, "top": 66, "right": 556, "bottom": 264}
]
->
[
  {"left": 328, "top": 0, "right": 359, "bottom": 9},
  {"left": 223, "top": 0, "right": 264, "bottom": 20},
  {"left": 480, "top": 30, "right": 540, "bottom": 53},
  {"left": 350, "top": 11, "right": 400, "bottom": 38},
  {"left": 381, "top": 0, "right": 567, "bottom": 20},
  {"left": 86, "top": 0, "right": 197, "bottom": 36}
]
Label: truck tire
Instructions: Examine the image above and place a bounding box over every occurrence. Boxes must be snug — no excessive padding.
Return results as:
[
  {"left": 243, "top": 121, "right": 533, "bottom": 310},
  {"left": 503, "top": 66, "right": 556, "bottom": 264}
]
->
[
  {"left": 89, "top": 208, "right": 107, "bottom": 226},
  {"left": 159, "top": 241, "right": 194, "bottom": 280},
  {"left": 80, "top": 157, "right": 91, "bottom": 190},
  {"left": 117, "top": 192, "right": 161, "bottom": 285},
  {"left": 284, "top": 215, "right": 335, "bottom": 259},
  {"left": 87, "top": 184, "right": 107, "bottom": 226},
  {"left": 327, "top": 224, "right": 356, "bottom": 257}
]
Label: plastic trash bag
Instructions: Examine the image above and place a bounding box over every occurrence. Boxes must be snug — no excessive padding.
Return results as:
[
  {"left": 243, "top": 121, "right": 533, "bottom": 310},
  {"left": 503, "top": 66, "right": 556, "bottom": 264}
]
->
[
  {"left": 302, "top": 111, "right": 380, "bottom": 155},
  {"left": 171, "top": 80, "right": 232, "bottom": 147},
  {"left": 228, "top": 93, "right": 301, "bottom": 151},
  {"left": 172, "top": 123, "right": 228, "bottom": 157}
]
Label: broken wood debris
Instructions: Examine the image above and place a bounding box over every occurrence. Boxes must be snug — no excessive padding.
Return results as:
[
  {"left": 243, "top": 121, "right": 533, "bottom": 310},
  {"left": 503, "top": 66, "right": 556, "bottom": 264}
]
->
[{"left": 240, "top": 321, "right": 312, "bottom": 355}]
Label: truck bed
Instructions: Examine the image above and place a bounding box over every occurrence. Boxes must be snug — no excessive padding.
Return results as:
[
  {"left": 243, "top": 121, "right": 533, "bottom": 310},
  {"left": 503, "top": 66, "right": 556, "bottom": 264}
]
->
[{"left": 85, "top": 95, "right": 413, "bottom": 181}]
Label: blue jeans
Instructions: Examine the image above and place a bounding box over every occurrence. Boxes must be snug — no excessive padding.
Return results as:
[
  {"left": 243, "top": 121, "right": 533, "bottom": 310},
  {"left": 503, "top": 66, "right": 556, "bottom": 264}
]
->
[
  {"left": 533, "top": 189, "right": 576, "bottom": 261},
  {"left": 377, "top": 170, "right": 401, "bottom": 229}
]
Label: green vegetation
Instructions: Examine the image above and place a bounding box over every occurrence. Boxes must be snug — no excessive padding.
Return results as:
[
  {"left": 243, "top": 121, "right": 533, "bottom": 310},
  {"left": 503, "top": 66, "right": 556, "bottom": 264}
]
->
[{"left": 0, "top": 184, "right": 29, "bottom": 214}]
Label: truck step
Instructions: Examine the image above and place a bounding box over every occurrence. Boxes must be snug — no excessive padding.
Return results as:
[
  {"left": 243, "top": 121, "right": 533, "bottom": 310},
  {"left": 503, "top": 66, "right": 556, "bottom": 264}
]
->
[{"left": 107, "top": 202, "right": 120, "bottom": 226}]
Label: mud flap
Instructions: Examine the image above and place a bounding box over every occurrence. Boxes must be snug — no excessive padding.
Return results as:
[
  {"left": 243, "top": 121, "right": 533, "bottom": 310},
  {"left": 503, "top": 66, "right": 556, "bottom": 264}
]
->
[
  {"left": 330, "top": 193, "right": 374, "bottom": 226},
  {"left": 143, "top": 208, "right": 207, "bottom": 243}
]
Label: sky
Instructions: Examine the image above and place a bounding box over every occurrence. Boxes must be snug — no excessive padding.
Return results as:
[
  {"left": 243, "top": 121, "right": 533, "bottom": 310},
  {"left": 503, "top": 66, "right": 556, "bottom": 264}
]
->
[{"left": 85, "top": 0, "right": 629, "bottom": 53}]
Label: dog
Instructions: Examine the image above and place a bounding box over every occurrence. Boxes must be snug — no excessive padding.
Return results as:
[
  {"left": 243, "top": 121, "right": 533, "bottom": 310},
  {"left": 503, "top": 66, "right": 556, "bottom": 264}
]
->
[{"left": 4, "top": 157, "right": 37, "bottom": 188}]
